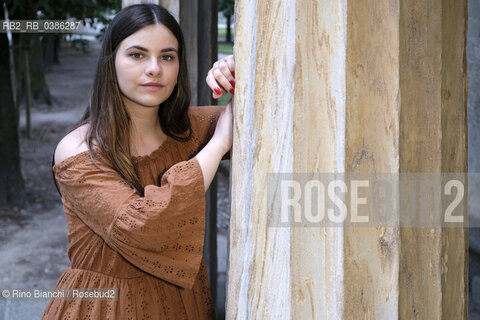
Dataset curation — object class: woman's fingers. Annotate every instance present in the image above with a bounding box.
[224,55,235,77]
[206,69,225,99]
[206,55,236,99]
[217,62,234,92]
[218,56,235,90]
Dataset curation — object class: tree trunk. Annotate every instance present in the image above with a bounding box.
[23,46,32,139]
[30,34,52,108]
[226,15,231,43]
[13,33,52,111]
[13,33,24,125]
[0,13,27,210]
[42,34,56,72]
[53,34,61,64]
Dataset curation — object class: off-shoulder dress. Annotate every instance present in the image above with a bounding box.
[41,105,225,320]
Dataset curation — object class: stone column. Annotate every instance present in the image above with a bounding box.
[228,0,468,319]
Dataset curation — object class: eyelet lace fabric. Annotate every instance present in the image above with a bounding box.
[42,106,225,320]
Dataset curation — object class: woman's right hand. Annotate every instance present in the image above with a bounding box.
[206,55,235,99]
[211,99,233,155]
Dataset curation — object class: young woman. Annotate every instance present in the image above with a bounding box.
[42,4,235,319]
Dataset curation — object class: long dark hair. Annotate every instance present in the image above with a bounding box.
[60,4,191,196]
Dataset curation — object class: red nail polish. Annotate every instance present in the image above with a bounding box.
[229,88,235,94]
[214,87,222,95]
[232,71,235,78]
[230,80,235,88]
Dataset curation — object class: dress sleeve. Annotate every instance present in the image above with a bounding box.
[189,105,230,160]
[53,153,205,289]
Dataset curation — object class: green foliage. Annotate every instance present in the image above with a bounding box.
[218,0,234,18]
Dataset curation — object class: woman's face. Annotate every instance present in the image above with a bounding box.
[115,23,180,109]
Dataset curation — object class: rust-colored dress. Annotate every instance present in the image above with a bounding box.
[41,106,225,320]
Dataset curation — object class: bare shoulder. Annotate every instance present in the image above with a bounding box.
[54,124,90,165]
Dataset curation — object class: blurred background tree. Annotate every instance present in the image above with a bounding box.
[0,6,26,210]
[219,0,233,43]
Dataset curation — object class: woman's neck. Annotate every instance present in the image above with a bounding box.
[125,103,167,156]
